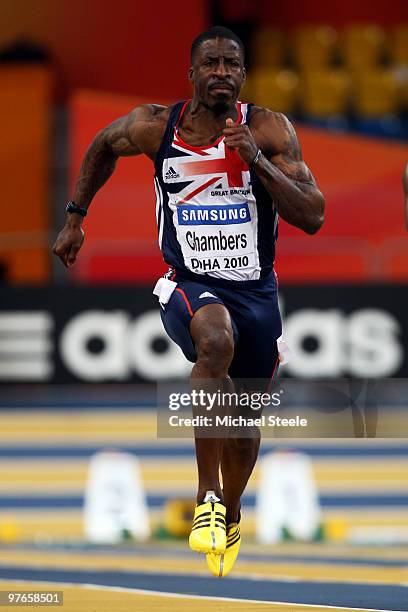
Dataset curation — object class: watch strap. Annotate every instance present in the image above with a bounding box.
[66,201,87,217]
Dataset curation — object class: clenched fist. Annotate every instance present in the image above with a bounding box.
[52,222,84,268]
[223,118,259,165]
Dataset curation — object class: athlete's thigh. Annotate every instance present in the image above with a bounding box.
[190,302,234,350]
[159,280,237,363]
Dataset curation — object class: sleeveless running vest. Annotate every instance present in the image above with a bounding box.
[154,100,278,282]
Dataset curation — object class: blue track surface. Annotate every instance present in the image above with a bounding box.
[1,566,406,611]
[0,445,407,458]
[1,493,407,508]
[3,543,407,568]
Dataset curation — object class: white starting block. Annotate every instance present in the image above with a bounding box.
[84,449,150,543]
[255,449,321,543]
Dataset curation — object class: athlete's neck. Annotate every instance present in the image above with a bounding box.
[176,98,239,147]
[188,97,238,126]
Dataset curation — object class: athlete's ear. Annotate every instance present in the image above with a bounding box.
[188,67,194,83]
[242,66,247,81]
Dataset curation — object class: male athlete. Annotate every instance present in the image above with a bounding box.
[53,26,325,577]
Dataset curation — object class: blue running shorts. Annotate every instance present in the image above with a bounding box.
[159,270,282,381]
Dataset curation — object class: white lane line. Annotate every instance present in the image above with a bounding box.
[0,578,404,612]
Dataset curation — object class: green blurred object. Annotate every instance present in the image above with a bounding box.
[281,523,324,542]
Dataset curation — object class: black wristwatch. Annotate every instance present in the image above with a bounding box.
[66,201,88,217]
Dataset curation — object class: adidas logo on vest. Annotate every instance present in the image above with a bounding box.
[165,166,180,180]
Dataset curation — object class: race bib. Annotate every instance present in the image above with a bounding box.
[176,203,257,274]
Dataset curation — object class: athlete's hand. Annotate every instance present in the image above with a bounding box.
[52,222,84,268]
[223,118,259,166]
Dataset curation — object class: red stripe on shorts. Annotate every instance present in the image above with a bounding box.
[175,287,193,317]
[266,355,280,393]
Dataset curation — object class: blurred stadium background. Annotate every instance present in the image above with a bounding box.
[0,0,407,609]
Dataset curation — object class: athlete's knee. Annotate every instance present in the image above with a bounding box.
[196,327,234,374]
[226,434,260,456]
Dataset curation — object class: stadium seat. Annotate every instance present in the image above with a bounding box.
[291,25,338,70]
[391,62,408,104]
[352,69,399,116]
[299,69,350,117]
[249,68,299,113]
[340,24,386,69]
[251,27,286,68]
[390,25,408,65]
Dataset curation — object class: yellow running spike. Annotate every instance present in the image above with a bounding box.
[189,491,226,554]
[206,521,241,577]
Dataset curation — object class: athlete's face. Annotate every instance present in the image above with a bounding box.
[189,38,246,112]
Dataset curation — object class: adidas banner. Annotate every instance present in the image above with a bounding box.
[0,284,407,383]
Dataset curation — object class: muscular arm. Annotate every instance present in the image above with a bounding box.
[224,110,325,234]
[73,104,164,210]
[53,103,167,267]
[255,113,325,234]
